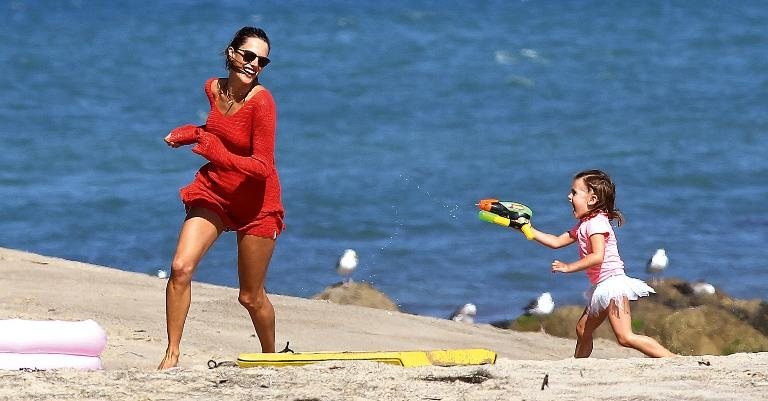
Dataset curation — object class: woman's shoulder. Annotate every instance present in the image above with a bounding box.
[204,77,220,98]
[251,86,275,107]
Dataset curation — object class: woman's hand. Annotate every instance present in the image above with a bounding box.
[164,133,180,148]
[165,125,201,148]
[551,260,570,273]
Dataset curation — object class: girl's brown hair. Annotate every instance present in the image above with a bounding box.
[574,169,625,226]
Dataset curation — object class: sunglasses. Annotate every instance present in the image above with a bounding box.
[235,48,270,67]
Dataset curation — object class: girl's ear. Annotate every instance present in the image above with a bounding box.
[587,194,598,206]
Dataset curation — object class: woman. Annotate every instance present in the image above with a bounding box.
[159,27,284,369]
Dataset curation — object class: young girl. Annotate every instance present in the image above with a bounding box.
[527,169,674,358]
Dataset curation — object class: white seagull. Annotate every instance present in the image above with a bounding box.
[336,249,358,285]
[525,292,554,334]
[449,303,477,324]
[526,292,555,316]
[692,280,716,296]
[646,249,668,284]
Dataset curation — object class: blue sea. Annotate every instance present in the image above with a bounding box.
[1,1,766,323]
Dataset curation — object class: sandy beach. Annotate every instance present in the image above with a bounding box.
[1,247,766,400]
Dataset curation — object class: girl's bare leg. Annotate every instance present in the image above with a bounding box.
[606,297,675,357]
[158,207,224,369]
[236,233,276,353]
[574,306,608,358]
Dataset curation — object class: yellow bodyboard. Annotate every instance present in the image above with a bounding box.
[236,348,497,368]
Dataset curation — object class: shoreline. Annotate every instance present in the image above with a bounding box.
[2,247,767,400]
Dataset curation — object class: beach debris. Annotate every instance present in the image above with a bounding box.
[154,268,169,279]
[646,249,668,284]
[18,367,44,373]
[449,303,477,324]
[698,359,711,366]
[336,249,358,285]
[541,373,549,390]
[420,368,492,384]
[278,342,294,353]
[207,359,237,369]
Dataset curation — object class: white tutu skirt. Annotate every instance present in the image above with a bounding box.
[585,274,655,315]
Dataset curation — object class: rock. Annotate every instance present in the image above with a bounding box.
[659,305,768,355]
[720,297,763,322]
[312,282,400,312]
[748,302,768,337]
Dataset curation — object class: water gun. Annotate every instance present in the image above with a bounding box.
[477,199,535,240]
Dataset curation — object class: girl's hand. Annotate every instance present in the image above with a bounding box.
[551,260,570,273]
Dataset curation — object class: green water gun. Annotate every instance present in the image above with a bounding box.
[477,198,535,240]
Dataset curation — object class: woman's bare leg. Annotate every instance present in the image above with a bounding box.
[574,306,608,358]
[236,233,276,353]
[606,297,675,357]
[158,207,224,369]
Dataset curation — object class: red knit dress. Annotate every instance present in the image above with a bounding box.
[171,77,284,236]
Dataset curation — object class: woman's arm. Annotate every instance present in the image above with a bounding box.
[165,124,202,148]
[192,94,276,179]
[551,233,606,273]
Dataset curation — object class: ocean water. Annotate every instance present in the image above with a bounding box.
[1,1,766,323]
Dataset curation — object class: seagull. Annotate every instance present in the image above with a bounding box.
[525,292,554,333]
[646,249,668,284]
[154,268,168,279]
[449,303,477,324]
[692,280,716,296]
[526,292,555,316]
[336,249,358,285]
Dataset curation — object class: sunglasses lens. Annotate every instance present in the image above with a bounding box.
[237,49,269,67]
[243,51,257,63]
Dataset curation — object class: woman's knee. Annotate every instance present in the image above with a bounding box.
[170,258,196,284]
[239,290,270,311]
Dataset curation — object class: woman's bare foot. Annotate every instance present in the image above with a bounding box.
[157,350,179,370]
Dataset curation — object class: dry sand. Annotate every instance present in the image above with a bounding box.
[1,247,766,400]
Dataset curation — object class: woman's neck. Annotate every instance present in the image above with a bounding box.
[225,74,257,101]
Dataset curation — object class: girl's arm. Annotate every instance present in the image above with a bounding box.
[552,233,606,273]
[531,227,574,249]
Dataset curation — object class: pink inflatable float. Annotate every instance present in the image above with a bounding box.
[0,319,107,370]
